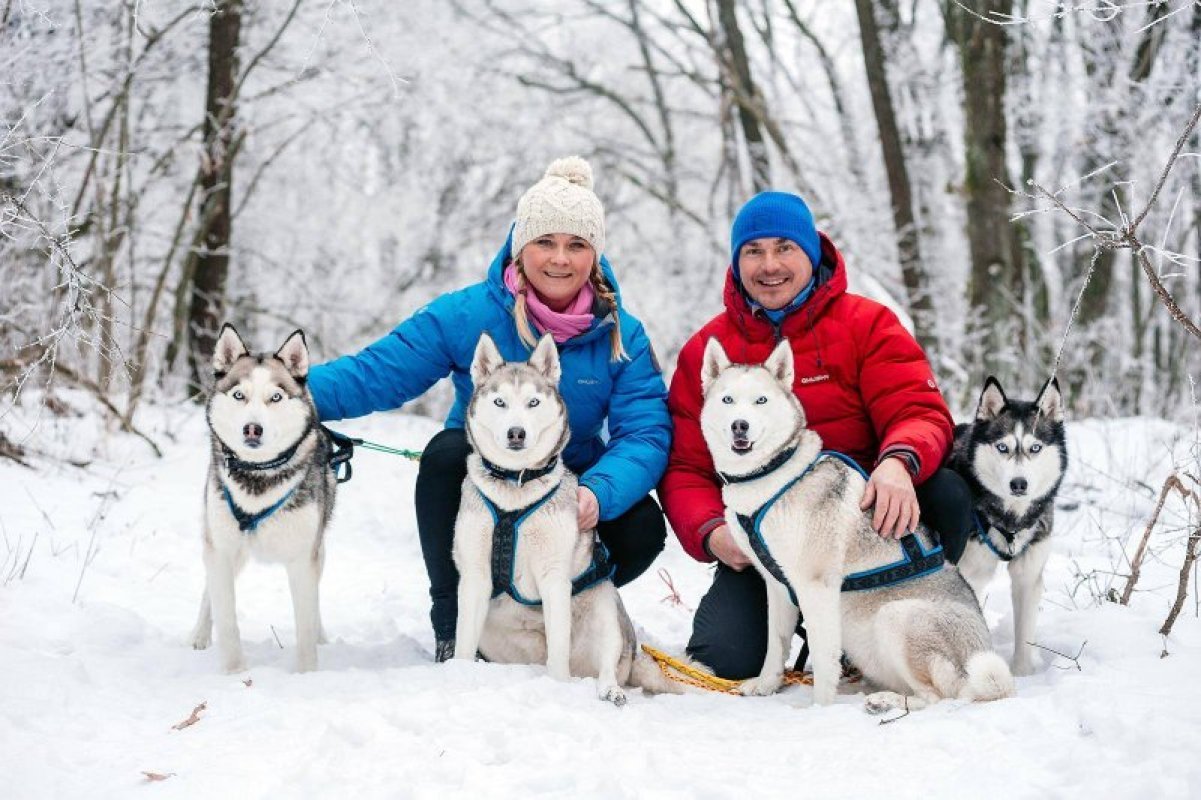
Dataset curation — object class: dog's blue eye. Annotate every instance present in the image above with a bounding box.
[232,390,245,401]
[493,397,506,408]
[1030,443,1043,454]
[721,396,733,404]
[270,392,283,403]
[755,396,768,405]
[528,398,540,408]
[996,442,1009,453]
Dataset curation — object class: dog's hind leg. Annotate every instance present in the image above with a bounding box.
[739,579,798,697]
[591,590,628,706]
[1008,539,1051,676]
[315,542,329,645]
[190,589,212,649]
[537,572,573,681]
[205,547,246,673]
[287,556,321,672]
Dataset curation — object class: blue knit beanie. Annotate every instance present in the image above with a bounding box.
[730,191,822,277]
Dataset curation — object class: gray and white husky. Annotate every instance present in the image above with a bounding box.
[452,333,677,705]
[949,376,1067,676]
[700,338,1013,711]
[190,324,335,673]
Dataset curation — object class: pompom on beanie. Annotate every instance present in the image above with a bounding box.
[512,156,606,258]
[730,191,822,277]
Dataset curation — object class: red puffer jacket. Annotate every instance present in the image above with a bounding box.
[660,233,954,563]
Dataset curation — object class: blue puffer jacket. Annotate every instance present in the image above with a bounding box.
[308,234,671,521]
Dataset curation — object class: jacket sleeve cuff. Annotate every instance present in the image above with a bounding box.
[877,445,920,478]
[698,517,726,563]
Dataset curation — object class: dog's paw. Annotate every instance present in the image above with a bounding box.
[1011,657,1037,677]
[599,685,627,707]
[863,691,905,715]
[811,680,838,706]
[220,647,246,673]
[739,674,783,697]
[190,630,212,650]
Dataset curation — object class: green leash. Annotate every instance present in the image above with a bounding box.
[322,425,422,484]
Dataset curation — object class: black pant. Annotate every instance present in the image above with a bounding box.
[415,428,668,642]
[685,467,973,679]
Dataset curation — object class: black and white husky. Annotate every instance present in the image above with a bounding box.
[949,376,1067,676]
[700,338,1013,711]
[190,324,335,673]
[452,333,677,705]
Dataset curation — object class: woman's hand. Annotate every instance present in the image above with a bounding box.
[578,486,600,530]
[706,524,752,571]
[860,457,920,539]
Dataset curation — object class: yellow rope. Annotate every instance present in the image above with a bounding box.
[640,644,818,694]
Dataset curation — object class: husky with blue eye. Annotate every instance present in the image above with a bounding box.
[190,324,335,673]
[949,376,1068,676]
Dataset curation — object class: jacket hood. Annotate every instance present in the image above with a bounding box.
[723,231,847,341]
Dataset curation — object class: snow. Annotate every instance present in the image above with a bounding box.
[2,398,1199,799]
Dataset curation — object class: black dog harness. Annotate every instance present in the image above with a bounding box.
[732,450,945,606]
[478,484,616,606]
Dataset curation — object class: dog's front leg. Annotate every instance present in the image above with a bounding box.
[794,580,841,705]
[537,572,573,681]
[204,546,245,673]
[189,588,213,649]
[740,579,798,696]
[453,562,492,662]
[286,557,321,672]
[1008,539,1051,676]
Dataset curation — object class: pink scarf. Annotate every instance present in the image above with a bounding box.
[504,263,596,343]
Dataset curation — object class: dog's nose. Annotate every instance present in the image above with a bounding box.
[243,423,263,439]
[731,419,749,437]
[1010,477,1028,495]
[507,426,526,446]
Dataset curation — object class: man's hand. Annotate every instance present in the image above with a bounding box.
[707,524,752,571]
[860,457,920,539]
[577,486,600,530]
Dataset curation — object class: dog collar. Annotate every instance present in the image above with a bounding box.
[718,445,798,485]
[971,511,1025,561]
[478,454,560,486]
[221,419,314,473]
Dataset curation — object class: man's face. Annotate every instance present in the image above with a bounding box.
[737,237,814,310]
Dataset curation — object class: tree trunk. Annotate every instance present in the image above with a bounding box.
[185,0,243,396]
[853,0,933,353]
[714,0,769,192]
[948,0,1025,379]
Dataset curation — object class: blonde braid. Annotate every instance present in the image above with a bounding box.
[591,263,629,362]
[510,261,541,350]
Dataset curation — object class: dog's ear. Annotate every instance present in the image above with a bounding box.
[976,376,1007,420]
[701,337,731,395]
[1036,376,1064,421]
[275,330,309,379]
[213,323,249,375]
[471,333,505,385]
[528,334,561,384]
[763,340,795,389]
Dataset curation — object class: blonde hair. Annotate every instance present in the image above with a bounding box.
[512,257,628,362]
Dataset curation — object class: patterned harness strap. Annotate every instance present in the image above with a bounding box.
[480,486,616,606]
[734,450,945,604]
[221,483,298,533]
[971,510,1025,561]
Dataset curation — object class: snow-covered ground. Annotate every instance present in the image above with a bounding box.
[2,395,1199,799]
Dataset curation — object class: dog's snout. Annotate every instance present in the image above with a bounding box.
[507,426,526,447]
[243,423,263,438]
[731,419,749,437]
[1010,477,1028,495]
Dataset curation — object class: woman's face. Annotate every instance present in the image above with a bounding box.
[518,233,596,311]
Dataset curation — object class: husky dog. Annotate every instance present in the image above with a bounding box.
[948,376,1067,676]
[452,333,677,705]
[190,324,335,673]
[700,339,1013,711]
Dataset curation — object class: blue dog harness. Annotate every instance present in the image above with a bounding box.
[479,485,616,606]
[732,450,945,605]
[221,484,298,533]
[971,511,1027,561]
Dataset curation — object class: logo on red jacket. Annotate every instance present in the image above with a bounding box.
[800,373,830,385]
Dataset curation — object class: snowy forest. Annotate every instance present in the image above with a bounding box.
[3,1,1201,797]
[3,0,1200,420]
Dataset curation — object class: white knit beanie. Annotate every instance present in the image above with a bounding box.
[511,156,605,259]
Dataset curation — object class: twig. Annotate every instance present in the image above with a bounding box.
[1121,474,1189,604]
[1028,639,1087,671]
[141,772,175,783]
[879,695,910,725]
[657,567,691,611]
[170,701,206,731]
[271,625,284,649]
[1160,523,1201,638]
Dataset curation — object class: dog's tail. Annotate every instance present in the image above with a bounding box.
[627,649,691,695]
[961,650,1015,702]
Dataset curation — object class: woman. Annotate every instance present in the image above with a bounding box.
[307,157,671,660]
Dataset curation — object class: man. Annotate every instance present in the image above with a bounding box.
[659,191,971,679]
